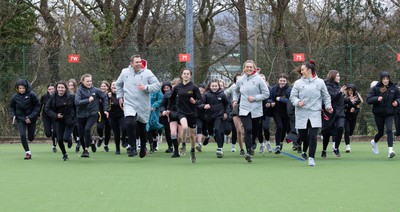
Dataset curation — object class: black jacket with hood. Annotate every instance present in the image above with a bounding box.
[367,71,400,116]
[199,89,229,120]
[45,92,77,126]
[75,84,108,119]
[10,79,40,122]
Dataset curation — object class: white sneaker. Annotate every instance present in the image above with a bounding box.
[371,140,379,154]
[388,149,396,158]
[259,142,266,153]
[308,157,315,166]
[266,141,273,153]
[158,134,163,144]
[345,144,351,153]
[216,148,224,158]
[231,144,236,152]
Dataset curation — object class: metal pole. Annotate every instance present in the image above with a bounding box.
[186,0,195,82]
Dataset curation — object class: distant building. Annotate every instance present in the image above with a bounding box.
[206,64,241,87]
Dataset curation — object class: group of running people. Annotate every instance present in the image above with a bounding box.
[9,55,400,166]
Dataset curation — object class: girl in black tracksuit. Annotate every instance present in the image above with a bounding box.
[343,84,362,153]
[108,81,127,155]
[10,79,40,159]
[45,81,76,161]
[96,81,111,152]
[269,74,292,154]
[159,82,174,153]
[75,74,109,158]
[67,79,81,152]
[367,71,400,158]
[40,83,57,152]
[321,70,346,158]
[200,79,229,158]
[167,69,201,162]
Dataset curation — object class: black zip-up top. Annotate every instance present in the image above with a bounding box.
[109,92,124,118]
[367,82,400,116]
[168,81,201,117]
[45,92,76,125]
[200,89,229,119]
[325,80,345,118]
[10,79,40,122]
[344,84,362,119]
[40,92,52,117]
[75,84,108,119]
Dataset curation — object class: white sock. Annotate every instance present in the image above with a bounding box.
[26,151,31,154]
[389,147,394,151]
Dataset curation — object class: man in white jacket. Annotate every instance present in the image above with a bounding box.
[116,55,161,158]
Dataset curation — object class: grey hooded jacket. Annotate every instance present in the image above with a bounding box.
[116,66,160,123]
[290,76,331,129]
[233,73,269,118]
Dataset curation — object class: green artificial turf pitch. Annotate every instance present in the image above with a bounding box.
[0,142,399,211]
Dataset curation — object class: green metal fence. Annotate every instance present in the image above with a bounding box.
[1,44,400,137]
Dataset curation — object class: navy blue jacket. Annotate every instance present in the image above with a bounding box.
[75,84,108,118]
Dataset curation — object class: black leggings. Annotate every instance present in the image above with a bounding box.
[17,121,37,152]
[373,114,394,147]
[42,115,56,146]
[207,118,223,148]
[109,115,126,151]
[298,120,318,158]
[240,113,261,154]
[56,120,73,155]
[97,113,111,145]
[78,116,97,149]
[126,116,147,150]
[322,117,345,150]
[257,116,271,143]
[273,112,290,146]
[344,117,357,145]
[160,116,172,148]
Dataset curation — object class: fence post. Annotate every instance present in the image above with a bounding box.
[349,44,353,83]
[22,45,26,78]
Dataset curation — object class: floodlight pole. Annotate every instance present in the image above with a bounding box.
[186,0,195,82]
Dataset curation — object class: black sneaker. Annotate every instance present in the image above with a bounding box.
[203,137,210,146]
[301,152,307,160]
[297,146,302,153]
[245,154,252,162]
[239,149,245,156]
[62,154,69,161]
[52,146,57,153]
[165,147,173,153]
[126,146,131,153]
[275,146,281,154]
[139,147,147,158]
[91,143,97,153]
[252,142,257,151]
[67,140,73,149]
[104,145,109,152]
[190,151,196,163]
[321,150,327,159]
[128,149,138,157]
[333,149,340,157]
[115,150,121,155]
[121,139,127,148]
[171,152,180,158]
[81,150,89,158]
[75,143,81,153]
[97,138,103,147]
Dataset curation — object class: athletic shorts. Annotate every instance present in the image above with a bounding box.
[177,113,197,128]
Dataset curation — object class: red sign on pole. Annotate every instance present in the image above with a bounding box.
[293,53,305,62]
[397,53,400,61]
[68,54,80,63]
[179,54,191,62]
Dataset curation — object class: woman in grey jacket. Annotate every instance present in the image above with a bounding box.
[290,61,332,166]
[233,60,269,162]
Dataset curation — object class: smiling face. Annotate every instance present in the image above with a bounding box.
[278,77,287,88]
[18,85,26,94]
[210,82,219,92]
[82,76,92,88]
[243,62,256,76]
[68,82,75,93]
[130,57,142,72]
[57,84,66,96]
[111,82,117,93]
[300,65,311,77]
[100,83,109,93]
[181,69,192,82]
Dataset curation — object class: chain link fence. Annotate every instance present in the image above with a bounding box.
[1,44,400,137]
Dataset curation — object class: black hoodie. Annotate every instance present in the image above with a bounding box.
[200,89,229,119]
[9,79,40,122]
